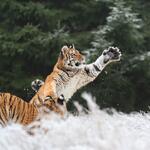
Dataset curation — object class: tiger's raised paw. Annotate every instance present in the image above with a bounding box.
[102,47,122,64]
[31,79,44,92]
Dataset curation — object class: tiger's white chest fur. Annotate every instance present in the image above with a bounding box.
[56,70,93,101]
[56,73,84,101]
[60,75,81,100]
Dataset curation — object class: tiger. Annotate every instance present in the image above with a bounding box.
[0,93,38,126]
[30,45,121,112]
[0,92,67,126]
[0,45,121,126]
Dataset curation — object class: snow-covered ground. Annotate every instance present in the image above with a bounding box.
[0,92,150,150]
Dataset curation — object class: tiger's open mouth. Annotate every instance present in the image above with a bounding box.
[75,60,85,66]
[75,62,81,66]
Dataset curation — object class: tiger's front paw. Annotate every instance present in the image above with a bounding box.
[57,94,65,105]
[102,47,122,64]
[31,79,44,92]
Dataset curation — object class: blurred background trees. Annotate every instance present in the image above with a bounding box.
[0,0,150,112]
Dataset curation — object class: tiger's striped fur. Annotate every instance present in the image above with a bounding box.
[0,93,38,126]
[30,46,121,107]
[0,92,66,126]
[0,45,121,126]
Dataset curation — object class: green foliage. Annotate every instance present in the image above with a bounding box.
[91,0,144,56]
[0,0,149,112]
[79,0,150,112]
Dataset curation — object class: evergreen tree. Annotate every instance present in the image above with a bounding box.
[0,0,149,112]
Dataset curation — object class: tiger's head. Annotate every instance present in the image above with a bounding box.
[58,45,85,68]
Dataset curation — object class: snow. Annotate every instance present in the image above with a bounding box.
[0,92,150,150]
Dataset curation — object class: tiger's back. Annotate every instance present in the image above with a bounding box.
[0,93,38,126]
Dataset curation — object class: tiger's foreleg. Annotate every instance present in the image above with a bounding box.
[41,94,67,116]
[80,47,121,85]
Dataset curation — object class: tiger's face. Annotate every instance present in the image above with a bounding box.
[60,45,85,67]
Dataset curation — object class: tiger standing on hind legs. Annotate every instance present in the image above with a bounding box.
[31,45,122,114]
[0,45,121,126]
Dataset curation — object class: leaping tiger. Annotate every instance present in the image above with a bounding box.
[0,45,121,126]
[30,45,121,110]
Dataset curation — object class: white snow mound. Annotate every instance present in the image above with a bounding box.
[0,92,150,150]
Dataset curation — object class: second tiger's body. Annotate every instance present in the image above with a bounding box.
[0,93,38,126]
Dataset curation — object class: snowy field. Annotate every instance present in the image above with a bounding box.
[0,92,150,150]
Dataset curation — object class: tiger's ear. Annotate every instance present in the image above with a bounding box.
[60,45,68,57]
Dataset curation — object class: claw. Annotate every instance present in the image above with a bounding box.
[103,46,121,63]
